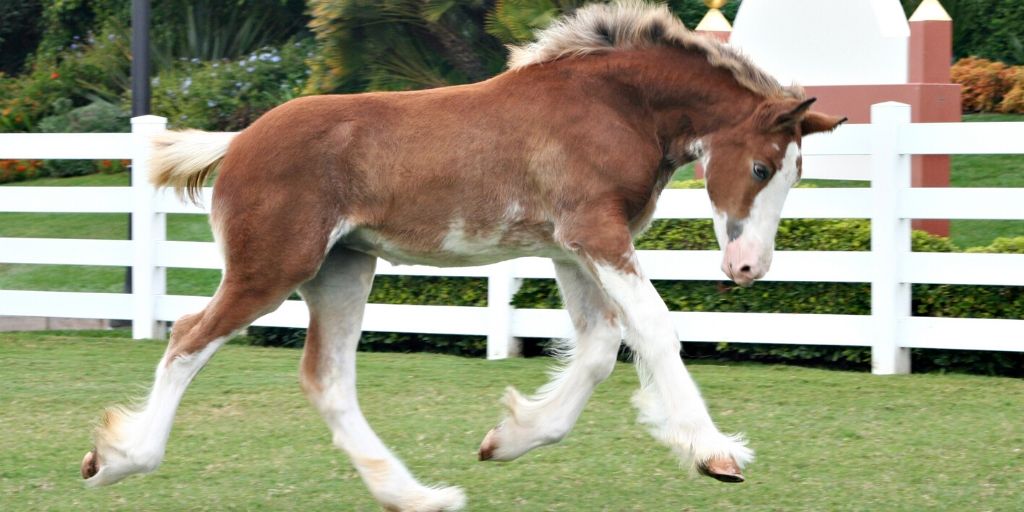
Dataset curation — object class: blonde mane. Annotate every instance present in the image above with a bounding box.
[507,1,802,99]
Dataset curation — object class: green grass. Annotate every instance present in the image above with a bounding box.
[1,331,1021,511]
[962,113,1024,123]
[948,113,1024,247]
[5,173,129,187]
[0,172,213,241]
[0,173,219,295]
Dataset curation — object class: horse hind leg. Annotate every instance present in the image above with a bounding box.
[299,247,465,512]
[80,216,330,486]
[80,273,302,486]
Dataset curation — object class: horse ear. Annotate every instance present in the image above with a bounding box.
[802,111,848,135]
[759,97,817,132]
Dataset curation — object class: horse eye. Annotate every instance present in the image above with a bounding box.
[752,163,770,181]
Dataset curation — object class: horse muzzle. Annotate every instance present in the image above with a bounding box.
[721,239,770,287]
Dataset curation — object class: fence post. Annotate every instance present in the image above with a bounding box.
[486,261,522,360]
[131,115,168,340]
[869,102,911,374]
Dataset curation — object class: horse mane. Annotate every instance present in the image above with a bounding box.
[507,1,803,100]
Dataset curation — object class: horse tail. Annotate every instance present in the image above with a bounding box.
[149,130,237,204]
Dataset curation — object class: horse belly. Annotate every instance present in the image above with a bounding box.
[341,222,560,268]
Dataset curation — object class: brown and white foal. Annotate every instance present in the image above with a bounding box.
[80,3,844,510]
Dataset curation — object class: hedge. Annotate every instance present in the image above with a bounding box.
[951,57,1024,114]
[247,218,1024,376]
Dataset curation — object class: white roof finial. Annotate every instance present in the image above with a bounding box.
[909,0,951,22]
[696,0,732,32]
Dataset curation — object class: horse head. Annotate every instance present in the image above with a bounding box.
[703,97,846,286]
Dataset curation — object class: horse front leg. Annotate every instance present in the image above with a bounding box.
[479,261,622,461]
[562,217,753,482]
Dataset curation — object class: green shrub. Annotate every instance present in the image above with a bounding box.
[36,99,129,178]
[151,40,313,130]
[0,25,130,132]
[246,327,488,356]
[37,99,128,133]
[246,220,1023,376]
[966,236,1024,254]
[37,159,93,179]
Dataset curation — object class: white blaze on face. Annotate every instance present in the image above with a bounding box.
[710,205,729,250]
[715,142,801,285]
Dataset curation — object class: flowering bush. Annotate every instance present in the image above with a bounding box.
[0,159,43,183]
[151,39,313,130]
[950,56,1024,113]
[0,27,130,132]
[951,57,1010,112]
[999,66,1024,114]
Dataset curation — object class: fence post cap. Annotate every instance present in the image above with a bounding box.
[870,102,912,121]
[871,101,911,109]
[131,115,168,125]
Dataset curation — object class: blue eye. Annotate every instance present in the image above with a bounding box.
[752,163,770,181]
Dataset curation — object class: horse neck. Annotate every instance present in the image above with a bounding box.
[584,46,764,144]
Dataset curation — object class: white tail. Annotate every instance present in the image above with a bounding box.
[149,130,237,204]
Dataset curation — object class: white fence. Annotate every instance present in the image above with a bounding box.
[1,102,1023,374]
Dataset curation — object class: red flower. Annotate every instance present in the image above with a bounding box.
[50,72,60,79]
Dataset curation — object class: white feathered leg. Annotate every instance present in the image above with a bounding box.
[588,254,753,481]
[479,261,621,461]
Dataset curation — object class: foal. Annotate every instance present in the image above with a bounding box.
[80,3,844,510]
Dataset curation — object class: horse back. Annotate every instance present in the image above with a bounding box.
[212,65,664,265]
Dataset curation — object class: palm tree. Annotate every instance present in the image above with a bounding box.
[305,0,742,93]
[306,0,505,93]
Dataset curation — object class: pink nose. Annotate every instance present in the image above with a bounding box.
[721,240,767,286]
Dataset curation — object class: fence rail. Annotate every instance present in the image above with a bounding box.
[2,103,1023,373]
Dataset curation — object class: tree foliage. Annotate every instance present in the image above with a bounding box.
[305,0,741,93]
[30,0,308,67]
[902,0,1024,65]
[0,0,44,75]
[305,0,506,93]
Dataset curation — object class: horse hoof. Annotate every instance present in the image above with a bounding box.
[478,428,498,461]
[81,449,99,479]
[698,457,745,483]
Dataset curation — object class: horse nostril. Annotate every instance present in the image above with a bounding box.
[739,265,751,273]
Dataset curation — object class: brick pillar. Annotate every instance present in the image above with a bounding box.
[907,0,956,237]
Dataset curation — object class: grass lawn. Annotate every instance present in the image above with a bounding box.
[0,173,221,296]
[1,331,1021,511]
